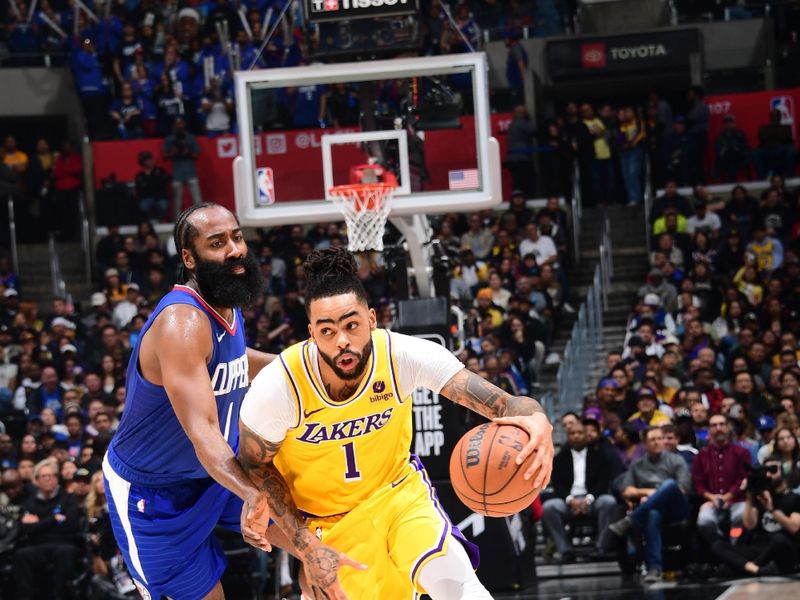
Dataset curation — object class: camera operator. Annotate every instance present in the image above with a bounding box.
[163,117,202,220]
[711,456,800,576]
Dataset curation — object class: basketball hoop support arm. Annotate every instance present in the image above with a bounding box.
[390,214,435,298]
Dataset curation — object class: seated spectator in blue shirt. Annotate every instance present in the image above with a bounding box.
[109,82,145,139]
[661,422,698,470]
[26,366,64,421]
[609,426,692,583]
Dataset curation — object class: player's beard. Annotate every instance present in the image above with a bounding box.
[192,250,263,309]
[319,339,373,381]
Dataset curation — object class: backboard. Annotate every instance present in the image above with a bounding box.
[232,52,501,227]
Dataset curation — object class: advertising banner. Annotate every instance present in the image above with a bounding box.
[546,29,700,81]
[91,113,513,213]
[304,0,419,23]
[705,87,800,159]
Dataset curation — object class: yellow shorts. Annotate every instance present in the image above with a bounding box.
[305,460,455,599]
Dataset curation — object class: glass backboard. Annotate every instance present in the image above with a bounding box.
[233,52,501,226]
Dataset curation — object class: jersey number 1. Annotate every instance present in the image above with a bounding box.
[341,442,361,481]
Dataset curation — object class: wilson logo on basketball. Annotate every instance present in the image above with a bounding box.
[581,43,607,69]
[465,423,490,467]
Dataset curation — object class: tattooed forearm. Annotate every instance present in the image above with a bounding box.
[440,369,545,418]
[238,421,350,593]
[257,464,320,557]
[238,420,319,557]
[505,395,546,417]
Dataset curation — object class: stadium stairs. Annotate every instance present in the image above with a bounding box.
[538,204,648,420]
[534,204,647,578]
[17,241,93,310]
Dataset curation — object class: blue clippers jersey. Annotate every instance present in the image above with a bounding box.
[107,285,248,486]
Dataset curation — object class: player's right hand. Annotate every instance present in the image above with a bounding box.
[241,493,272,552]
[303,544,367,600]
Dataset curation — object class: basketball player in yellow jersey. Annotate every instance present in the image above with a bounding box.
[238,248,554,599]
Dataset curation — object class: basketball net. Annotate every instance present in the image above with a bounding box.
[328,165,397,252]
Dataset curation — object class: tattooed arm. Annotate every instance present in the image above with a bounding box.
[440,368,554,488]
[238,420,366,599]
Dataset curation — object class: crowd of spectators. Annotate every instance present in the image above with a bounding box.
[0,174,577,595]
[0,135,84,244]
[2,1,800,595]
[541,174,800,583]
[0,0,546,141]
[536,88,799,208]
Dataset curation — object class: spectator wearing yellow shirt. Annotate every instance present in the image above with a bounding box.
[581,104,614,206]
[653,208,688,236]
[733,261,764,307]
[618,107,646,206]
[627,388,672,431]
[102,268,129,306]
[746,224,783,277]
[2,136,28,174]
[2,136,28,198]
[475,287,504,329]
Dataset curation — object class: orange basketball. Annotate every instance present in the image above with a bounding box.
[449,422,542,517]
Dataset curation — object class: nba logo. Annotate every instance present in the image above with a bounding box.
[256,167,275,206]
[770,96,794,125]
[770,96,796,139]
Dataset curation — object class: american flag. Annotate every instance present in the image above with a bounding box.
[448,169,479,190]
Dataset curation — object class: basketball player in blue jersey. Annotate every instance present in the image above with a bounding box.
[237,248,555,599]
[102,203,321,599]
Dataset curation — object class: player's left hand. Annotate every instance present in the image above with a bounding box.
[493,413,554,490]
[241,493,272,552]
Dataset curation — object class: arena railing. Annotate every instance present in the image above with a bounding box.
[48,232,67,300]
[545,212,613,441]
[78,191,92,283]
[6,195,19,276]
[570,162,582,263]
[643,154,655,251]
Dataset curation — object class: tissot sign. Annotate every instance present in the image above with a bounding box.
[305,0,419,22]
[546,29,700,81]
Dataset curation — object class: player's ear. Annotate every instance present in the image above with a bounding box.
[182,248,195,271]
[308,322,314,341]
[368,307,377,330]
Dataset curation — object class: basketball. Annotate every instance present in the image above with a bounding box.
[449,422,541,517]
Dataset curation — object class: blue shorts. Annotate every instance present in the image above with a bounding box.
[103,456,243,599]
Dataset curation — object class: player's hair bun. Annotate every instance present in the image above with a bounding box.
[303,247,359,281]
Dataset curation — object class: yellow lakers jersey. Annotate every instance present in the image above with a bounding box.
[274,328,414,517]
